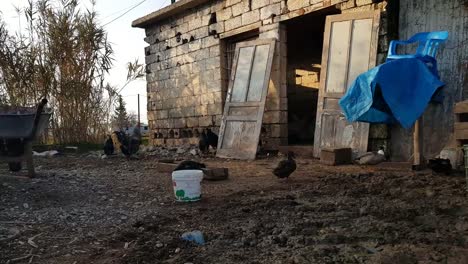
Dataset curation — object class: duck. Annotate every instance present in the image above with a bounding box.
[173,160,206,172]
[206,128,219,150]
[198,130,209,154]
[103,135,114,155]
[355,146,386,165]
[273,151,297,181]
[428,158,452,175]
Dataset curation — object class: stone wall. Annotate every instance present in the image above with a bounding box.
[143,0,390,148]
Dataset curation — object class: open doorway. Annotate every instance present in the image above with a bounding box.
[285,7,340,145]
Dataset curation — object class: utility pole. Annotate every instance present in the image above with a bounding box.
[137,93,140,127]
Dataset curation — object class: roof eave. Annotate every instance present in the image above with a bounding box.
[132,0,212,28]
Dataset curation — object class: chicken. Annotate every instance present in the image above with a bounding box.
[428,158,452,174]
[173,160,206,171]
[206,128,218,150]
[355,147,385,165]
[273,151,297,180]
[114,128,140,159]
[103,135,114,155]
[198,130,209,153]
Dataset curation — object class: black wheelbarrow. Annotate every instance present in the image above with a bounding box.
[0,99,52,177]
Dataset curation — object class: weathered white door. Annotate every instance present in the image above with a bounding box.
[217,39,276,160]
[313,11,381,158]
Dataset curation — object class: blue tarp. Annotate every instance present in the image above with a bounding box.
[339,58,445,129]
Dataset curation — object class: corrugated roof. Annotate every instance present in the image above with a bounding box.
[132,0,212,28]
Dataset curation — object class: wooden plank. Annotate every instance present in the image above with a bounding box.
[454,122,468,130]
[454,129,468,140]
[454,101,468,113]
[220,22,262,39]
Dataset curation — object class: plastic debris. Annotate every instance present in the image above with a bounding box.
[181,230,205,245]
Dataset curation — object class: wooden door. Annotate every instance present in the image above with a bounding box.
[217,39,276,160]
[313,11,380,158]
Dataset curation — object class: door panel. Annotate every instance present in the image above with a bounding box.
[313,11,380,158]
[217,39,276,160]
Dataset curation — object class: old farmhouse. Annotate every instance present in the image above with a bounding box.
[132,0,467,161]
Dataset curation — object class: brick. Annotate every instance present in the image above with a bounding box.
[176,43,190,56]
[202,36,219,48]
[173,118,186,128]
[252,0,270,10]
[242,10,260,26]
[207,103,223,115]
[263,111,287,124]
[260,3,281,20]
[209,46,221,57]
[186,117,199,127]
[205,56,221,70]
[194,105,208,116]
[154,119,172,129]
[188,17,202,31]
[260,29,280,39]
[356,0,373,6]
[226,0,242,7]
[232,1,249,17]
[320,148,353,166]
[156,110,169,119]
[225,16,242,31]
[288,0,309,10]
[199,116,214,127]
[217,7,233,21]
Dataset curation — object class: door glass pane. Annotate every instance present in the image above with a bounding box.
[231,46,254,102]
[346,19,372,88]
[247,44,270,101]
[325,20,351,93]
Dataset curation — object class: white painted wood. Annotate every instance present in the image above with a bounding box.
[313,11,381,158]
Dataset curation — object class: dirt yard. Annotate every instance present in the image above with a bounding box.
[1,151,468,264]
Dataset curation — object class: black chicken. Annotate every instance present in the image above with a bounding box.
[114,129,140,159]
[428,158,452,175]
[103,135,114,155]
[198,130,209,153]
[173,160,206,171]
[206,128,218,150]
[273,152,297,181]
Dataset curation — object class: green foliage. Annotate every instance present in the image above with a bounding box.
[0,0,114,144]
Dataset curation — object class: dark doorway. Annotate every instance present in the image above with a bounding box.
[285,7,340,145]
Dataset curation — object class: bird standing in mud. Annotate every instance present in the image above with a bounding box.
[198,130,209,154]
[103,135,114,155]
[206,128,219,150]
[273,151,297,181]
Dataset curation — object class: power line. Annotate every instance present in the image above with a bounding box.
[102,0,170,27]
[102,0,147,27]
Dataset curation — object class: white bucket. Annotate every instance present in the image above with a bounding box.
[171,170,204,202]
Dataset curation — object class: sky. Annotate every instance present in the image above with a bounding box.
[0,0,170,123]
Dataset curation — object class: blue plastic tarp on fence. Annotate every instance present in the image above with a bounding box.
[339,58,445,129]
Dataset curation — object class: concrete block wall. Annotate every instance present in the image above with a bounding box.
[143,0,390,148]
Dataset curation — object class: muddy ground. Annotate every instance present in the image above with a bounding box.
[1,151,468,264]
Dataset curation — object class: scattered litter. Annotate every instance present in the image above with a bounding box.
[27,233,42,248]
[33,150,59,157]
[23,203,29,209]
[155,242,164,248]
[181,230,205,245]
